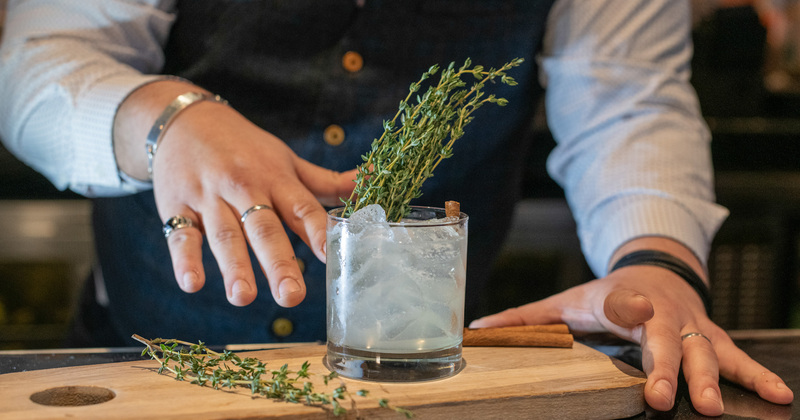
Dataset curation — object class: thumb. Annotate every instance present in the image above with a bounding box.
[294,158,358,206]
[603,289,654,329]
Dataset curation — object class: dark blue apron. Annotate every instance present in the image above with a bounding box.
[85,0,556,346]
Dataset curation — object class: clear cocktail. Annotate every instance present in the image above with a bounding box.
[325,205,468,381]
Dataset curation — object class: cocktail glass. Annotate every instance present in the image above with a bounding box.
[325,205,468,381]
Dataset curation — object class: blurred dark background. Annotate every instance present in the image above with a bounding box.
[1,2,798,349]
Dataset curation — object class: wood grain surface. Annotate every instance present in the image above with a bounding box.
[0,343,646,419]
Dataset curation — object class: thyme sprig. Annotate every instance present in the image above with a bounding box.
[343,57,524,221]
[132,335,413,418]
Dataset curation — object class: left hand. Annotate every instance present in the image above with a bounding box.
[470,242,794,416]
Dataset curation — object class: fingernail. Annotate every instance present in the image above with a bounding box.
[278,278,302,299]
[702,387,724,410]
[653,379,674,406]
[702,387,721,403]
[231,280,251,299]
[182,272,198,291]
[776,382,788,390]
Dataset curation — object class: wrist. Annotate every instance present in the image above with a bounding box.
[145,91,227,180]
[113,80,212,182]
[609,237,708,282]
[610,249,713,315]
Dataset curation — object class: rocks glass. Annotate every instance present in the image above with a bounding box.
[325,205,467,381]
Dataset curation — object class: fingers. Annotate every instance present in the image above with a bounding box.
[239,203,306,307]
[269,177,329,264]
[260,159,357,265]
[162,210,206,294]
[219,173,324,307]
[717,336,794,405]
[160,197,309,308]
[293,157,358,207]
[156,163,340,308]
[640,317,790,416]
[749,370,795,405]
[680,331,724,416]
[640,324,683,412]
[603,289,654,329]
[640,321,725,416]
[203,203,258,307]
[468,307,528,328]
[642,327,727,416]
[469,296,564,328]
[148,107,339,308]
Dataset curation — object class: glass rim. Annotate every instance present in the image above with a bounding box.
[327,205,468,227]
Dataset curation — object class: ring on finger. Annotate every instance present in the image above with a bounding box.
[681,332,712,343]
[240,204,273,224]
[163,215,197,239]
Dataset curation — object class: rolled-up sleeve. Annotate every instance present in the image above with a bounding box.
[541,0,730,276]
[0,0,176,196]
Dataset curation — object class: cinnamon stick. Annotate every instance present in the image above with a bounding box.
[477,324,571,334]
[445,201,460,218]
[463,325,573,348]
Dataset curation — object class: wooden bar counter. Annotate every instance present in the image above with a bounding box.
[0,329,796,419]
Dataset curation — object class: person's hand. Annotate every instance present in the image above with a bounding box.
[114,81,356,308]
[470,242,794,416]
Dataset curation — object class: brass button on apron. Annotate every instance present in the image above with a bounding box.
[296,257,306,274]
[323,124,345,146]
[271,317,293,338]
[342,51,363,73]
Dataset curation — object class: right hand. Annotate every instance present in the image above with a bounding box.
[115,81,357,308]
[469,238,794,416]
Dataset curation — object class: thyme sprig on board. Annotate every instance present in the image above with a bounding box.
[133,335,413,418]
[343,57,524,221]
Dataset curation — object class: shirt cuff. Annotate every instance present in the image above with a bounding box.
[69,73,168,196]
[581,194,729,277]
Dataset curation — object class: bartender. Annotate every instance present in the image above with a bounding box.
[0,0,793,416]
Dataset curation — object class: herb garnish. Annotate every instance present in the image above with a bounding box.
[343,57,524,221]
[133,335,413,418]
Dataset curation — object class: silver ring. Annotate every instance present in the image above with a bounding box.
[240,204,273,224]
[163,215,195,239]
[681,332,711,343]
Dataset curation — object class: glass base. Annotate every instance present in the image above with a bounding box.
[324,342,464,382]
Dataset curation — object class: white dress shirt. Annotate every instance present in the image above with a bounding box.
[0,0,729,276]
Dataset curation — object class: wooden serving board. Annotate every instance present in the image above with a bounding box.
[0,343,646,419]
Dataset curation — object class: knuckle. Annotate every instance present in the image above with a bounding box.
[222,168,256,194]
[699,365,720,379]
[652,359,681,378]
[167,230,193,245]
[686,367,720,384]
[246,221,284,243]
[267,257,299,275]
[264,170,291,186]
[291,200,320,223]
[167,228,202,248]
[210,224,242,245]
[501,307,528,325]
[221,260,252,277]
